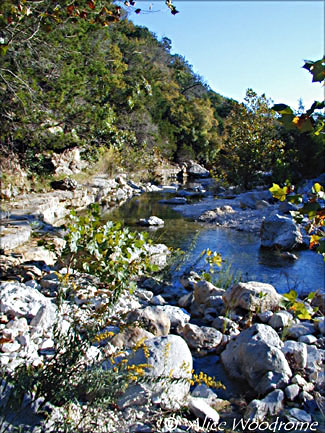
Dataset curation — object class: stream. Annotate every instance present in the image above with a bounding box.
[105,183,325,296]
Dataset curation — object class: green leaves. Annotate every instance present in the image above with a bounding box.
[283,290,297,303]
[281,290,317,320]
[58,204,156,306]
[303,57,325,83]
[0,44,9,56]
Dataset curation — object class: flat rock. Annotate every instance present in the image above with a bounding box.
[0,224,31,251]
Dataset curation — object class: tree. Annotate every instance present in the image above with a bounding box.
[0,0,178,53]
[216,89,285,189]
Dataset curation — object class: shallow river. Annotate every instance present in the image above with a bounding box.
[106,189,324,296]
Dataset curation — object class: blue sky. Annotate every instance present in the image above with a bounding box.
[130,1,324,110]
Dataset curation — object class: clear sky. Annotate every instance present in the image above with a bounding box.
[130,1,324,110]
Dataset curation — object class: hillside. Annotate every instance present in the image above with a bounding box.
[0,9,324,194]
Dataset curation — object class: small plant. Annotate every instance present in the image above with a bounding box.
[281,289,318,320]
[40,204,157,306]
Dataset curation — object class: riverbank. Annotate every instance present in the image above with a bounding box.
[0,168,324,433]
[0,256,324,432]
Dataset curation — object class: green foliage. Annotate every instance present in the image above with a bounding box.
[281,290,317,320]
[0,0,178,52]
[215,89,285,188]
[0,13,228,178]
[55,204,156,304]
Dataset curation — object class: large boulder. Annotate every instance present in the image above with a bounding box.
[260,213,303,250]
[125,335,193,409]
[221,324,292,395]
[223,281,281,313]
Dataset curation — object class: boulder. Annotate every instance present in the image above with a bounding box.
[186,161,210,178]
[286,322,315,339]
[305,345,324,381]
[177,323,223,352]
[191,384,229,410]
[127,307,170,336]
[260,213,303,250]
[194,280,225,305]
[125,335,193,409]
[223,281,281,313]
[221,324,292,394]
[239,190,272,210]
[0,282,57,320]
[188,397,220,424]
[269,311,293,329]
[284,384,300,401]
[287,408,312,424]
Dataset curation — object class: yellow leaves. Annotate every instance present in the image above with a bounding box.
[269,183,290,201]
[205,249,222,268]
[310,234,321,249]
[313,182,323,194]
